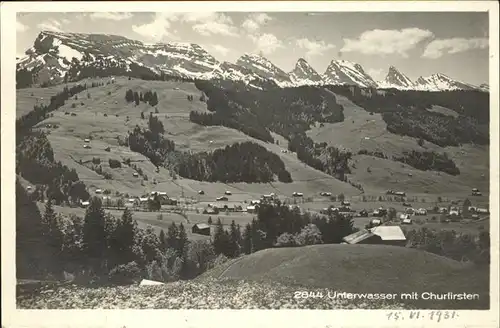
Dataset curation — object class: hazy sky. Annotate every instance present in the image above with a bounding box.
[16,11,489,85]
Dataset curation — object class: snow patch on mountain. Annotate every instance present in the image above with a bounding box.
[323,60,377,88]
[289,58,324,86]
[377,66,415,90]
[236,54,293,87]
[17,31,486,92]
[414,73,477,91]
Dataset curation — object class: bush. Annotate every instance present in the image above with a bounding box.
[109,159,122,169]
[294,224,323,246]
[108,261,142,285]
[275,232,297,247]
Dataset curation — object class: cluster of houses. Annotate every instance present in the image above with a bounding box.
[79,190,178,208]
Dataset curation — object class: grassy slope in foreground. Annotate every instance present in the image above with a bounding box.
[17,278,410,309]
[198,244,489,309]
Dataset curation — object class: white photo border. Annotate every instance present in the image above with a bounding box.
[2,1,499,327]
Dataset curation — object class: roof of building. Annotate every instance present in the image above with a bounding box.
[342,229,375,244]
[370,226,406,241]
[193,223,210,229]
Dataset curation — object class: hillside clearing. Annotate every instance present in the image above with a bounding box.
[22,78,360,200]
[306,93,488,195]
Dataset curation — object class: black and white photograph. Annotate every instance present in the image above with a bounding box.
[2,1,499,326]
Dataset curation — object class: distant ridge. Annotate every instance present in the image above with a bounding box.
[17,30,487,92]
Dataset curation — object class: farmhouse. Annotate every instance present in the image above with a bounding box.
[401,218,413,225]
[246,205,258,213]
[341,200,351,207]
[415,208,427,215]
[472,188,482,196]
[399,213,410,220]
[342,226,406,246]
[203,207,219,215]
[449,206,460,216]
[192,223,211,236]
[476,208,489,214]
[405,208,415,214]
[439,207,448,214]
[386,190,406,197]
[261,193,276,200]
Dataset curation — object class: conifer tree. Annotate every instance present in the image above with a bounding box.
[83,197,107,273]
[228,220,241,257]
[159,229,167,253]
[166,222,179,250]
[114,208,137,264]
[242,223,252,254]
[178,223,188,257]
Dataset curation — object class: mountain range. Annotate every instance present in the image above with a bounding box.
[17,31,489,92]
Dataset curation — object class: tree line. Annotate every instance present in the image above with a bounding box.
[191,80,353,182]
[16,83,91,137]
[393,150,460,176]
[15,82,103,205]
[16,132,90,205]
[125,89,159,106]
[175,142,293,183]
[17,185,358,284]
[357,148,461,176]
[288,133,352,181]
[193,80,345,144]
[326,85,489,147]
[127,113,292,184]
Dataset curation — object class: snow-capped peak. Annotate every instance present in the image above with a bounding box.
[17,31,486,92]
[289,58,324,86]
[323,59,377,88]
[414,73,477,91]
[236,53,292,87]
[377,66,415,90]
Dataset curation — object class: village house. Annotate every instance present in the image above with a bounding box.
[246,205,258,213]
[203,207,219,215]
[192,223,211,236]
